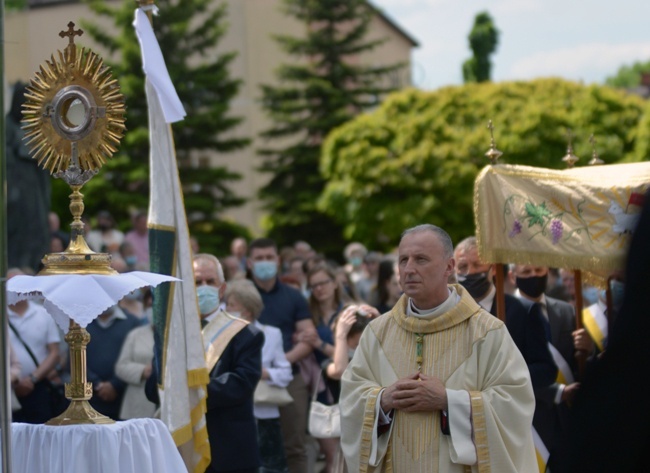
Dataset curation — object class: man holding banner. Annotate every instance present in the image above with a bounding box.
[194,254,264,473]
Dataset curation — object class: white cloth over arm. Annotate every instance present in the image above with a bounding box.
[446,389,476,465]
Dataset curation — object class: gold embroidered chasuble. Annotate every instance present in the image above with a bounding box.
[202,311,249,372]
[340,285,537,473]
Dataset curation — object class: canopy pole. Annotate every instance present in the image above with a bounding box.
[484,121,506,322]
[574,269,586,377]
[605,275,614,330]
[494,263,506,322]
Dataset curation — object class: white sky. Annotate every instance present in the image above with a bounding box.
[372,0,650,90]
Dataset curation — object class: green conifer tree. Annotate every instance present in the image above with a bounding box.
[258,0,404,256]
[462,11,499,84]
[67,0,250,253]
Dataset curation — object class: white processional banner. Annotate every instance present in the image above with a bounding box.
[134,8,210,473]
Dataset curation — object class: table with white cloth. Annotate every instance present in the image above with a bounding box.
[11,418,186,473]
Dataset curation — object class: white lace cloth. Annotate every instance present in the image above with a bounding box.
[11,419,186,473]
[7,272,178,332]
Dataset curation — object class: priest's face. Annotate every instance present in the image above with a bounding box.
[398,231,455,309]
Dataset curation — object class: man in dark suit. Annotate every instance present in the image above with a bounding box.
[511,264,586,458]
[148,254,264,473]
[195,253,264,473]
[201,306,264,473]
[454,237,557,389]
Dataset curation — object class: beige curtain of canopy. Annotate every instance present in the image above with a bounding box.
[474,162,650,282]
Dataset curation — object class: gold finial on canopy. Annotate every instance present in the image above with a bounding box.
[485,120,503,164]
[588,134,604,166]
[561,128,580,168]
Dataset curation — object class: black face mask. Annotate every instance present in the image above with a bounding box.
[458,272,491,300]
[516,274,548,299]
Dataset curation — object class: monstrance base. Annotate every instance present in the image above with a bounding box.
[45,400,115,425]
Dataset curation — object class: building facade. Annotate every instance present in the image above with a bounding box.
[6,0,417,234]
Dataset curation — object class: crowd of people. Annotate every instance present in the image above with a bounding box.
[9,207,639,473]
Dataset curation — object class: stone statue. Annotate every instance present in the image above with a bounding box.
[6,82,51,272]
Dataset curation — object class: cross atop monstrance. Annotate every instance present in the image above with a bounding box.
[59,21,83,46]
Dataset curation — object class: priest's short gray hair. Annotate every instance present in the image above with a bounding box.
[401,224,454,259]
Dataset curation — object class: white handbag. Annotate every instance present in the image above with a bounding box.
[308,373,340,439]
[254,380,294,407]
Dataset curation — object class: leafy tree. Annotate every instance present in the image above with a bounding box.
[258,0,405,256]
[53,0,250,254]
[320,78,648,249]
[606,59,650,88]
[632,101,650,161]
[462,11,499,84]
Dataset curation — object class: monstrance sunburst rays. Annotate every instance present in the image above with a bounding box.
[21,32,126,174]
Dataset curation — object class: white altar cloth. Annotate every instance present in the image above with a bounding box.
[12,418,186,473]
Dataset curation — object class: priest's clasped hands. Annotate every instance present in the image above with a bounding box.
[380,372,448,413]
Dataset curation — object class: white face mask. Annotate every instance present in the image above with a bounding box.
[348,348,356,359]
[229,311,242,319]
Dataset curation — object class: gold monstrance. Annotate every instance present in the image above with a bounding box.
[21,22,126,424]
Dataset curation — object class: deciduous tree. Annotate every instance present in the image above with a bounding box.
[320,78,647,249]
[606,59,650,88]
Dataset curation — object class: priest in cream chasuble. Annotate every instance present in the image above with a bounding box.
[340,225,536,473]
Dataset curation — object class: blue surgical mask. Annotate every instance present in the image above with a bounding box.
[197,285,220,315]
[349,257,362,268]
[125,255,137,266]
[253,261,277,281]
